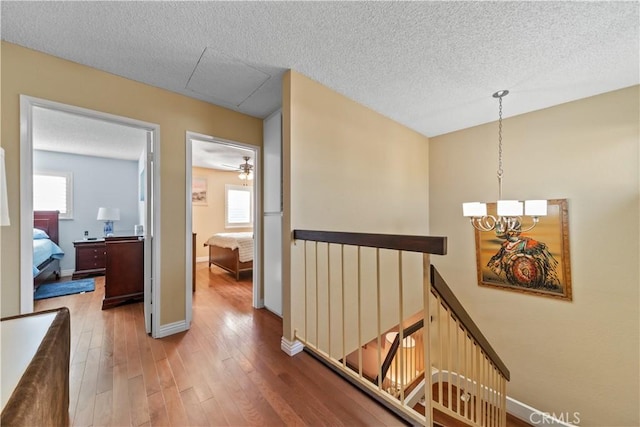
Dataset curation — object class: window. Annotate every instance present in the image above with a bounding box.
[33,171,73,219]
[225,184,252,228]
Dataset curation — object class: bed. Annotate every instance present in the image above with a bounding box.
[33,211,64,289]
[204,232,253,280]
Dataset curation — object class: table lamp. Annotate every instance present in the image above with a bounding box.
[97,207,120,237]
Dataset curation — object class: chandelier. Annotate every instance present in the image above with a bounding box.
[462,90,547,234]
[238,156,254,182]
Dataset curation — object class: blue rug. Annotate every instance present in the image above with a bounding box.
[34,278,95,300]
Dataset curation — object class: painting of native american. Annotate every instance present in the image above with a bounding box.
[474,199,572,301]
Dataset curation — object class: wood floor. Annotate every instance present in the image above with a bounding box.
[35,262,405,426]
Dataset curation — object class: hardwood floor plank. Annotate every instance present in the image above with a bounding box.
[112,363,132,426]
[128,374,151,426]
[72,347,100,426]
[180,386,209,427]
[125,305,143,379]
[147,391,170,427]
[92,390,113,427]
[200,396,229,427]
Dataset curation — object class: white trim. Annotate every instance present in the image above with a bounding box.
[506,396,577,427]
[155,320,189,338]
[427,370,576,426]
[20,97,35,314]
[60,269,74,277]
[196,256,208,263]
[280,337,304,356]
[185,131,263,328]
[185,134,194,327]
[20,96,161,339]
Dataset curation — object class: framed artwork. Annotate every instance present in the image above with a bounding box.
[474,199,572,301]
[191,176,208,205]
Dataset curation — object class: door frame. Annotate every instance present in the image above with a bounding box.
[185,131,262,325]
[19,95,161,337]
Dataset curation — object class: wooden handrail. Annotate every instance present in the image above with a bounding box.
[431,265,510,381]
[292,229,508,381]
[293,230,447,255]
[375,318,425,385]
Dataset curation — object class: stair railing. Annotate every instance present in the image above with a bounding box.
[292,230,509,426]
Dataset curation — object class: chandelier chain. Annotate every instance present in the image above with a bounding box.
[496,93,504,199]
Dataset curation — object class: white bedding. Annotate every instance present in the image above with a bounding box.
[206,232,254,263]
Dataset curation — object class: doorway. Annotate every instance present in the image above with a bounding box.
[20,95,160,336]
[185,131,261,325]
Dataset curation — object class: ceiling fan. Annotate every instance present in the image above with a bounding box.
[222,156,254,181]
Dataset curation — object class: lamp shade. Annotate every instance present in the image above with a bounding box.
[0,148,10,226]
[462,202,487,217]
[525,199,548,216]
[97,207,120,221]
[497,200,523,216]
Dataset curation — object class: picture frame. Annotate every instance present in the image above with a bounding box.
[474,198,572,301]
[191,176,208,206]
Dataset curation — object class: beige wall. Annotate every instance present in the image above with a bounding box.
[0,43,263,324]
[192,167,253,259]
[429,86,639,426]
[283,71,431,353]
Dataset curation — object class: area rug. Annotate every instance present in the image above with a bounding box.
[34,278,95,300]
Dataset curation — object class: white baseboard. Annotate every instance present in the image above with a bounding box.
[155,320,189,338]
[507,396,577,426]
[280,337,304,356]
[60,269,74,277]
[196,256,208,263]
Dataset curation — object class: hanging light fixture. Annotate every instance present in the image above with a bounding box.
[462,90,547,234]
[238,156,254,183]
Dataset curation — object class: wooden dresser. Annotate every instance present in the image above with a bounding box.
[102,236,144,310]
[72,239,106,279]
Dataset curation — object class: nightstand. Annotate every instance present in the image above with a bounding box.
[72,239,106,279]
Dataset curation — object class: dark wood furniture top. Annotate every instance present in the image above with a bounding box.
[72,239,106,279]
[1,307,70,427]
[103,236,144,310]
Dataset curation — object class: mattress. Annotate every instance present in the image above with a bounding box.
[33,239,64,276]
[206,232,254,263]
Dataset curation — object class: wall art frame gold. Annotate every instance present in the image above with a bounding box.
[474,198,572,301]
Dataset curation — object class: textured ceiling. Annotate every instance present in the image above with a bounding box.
[32,106,251,170]
[2,1,638,137]
[33,107,147,161]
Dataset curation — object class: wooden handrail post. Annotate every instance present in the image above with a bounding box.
[422,253,433,426]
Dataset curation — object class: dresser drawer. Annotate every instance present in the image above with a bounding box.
[72,240,106,279]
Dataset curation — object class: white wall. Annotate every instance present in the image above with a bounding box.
[34,150,139,273]
[429,86,639,426]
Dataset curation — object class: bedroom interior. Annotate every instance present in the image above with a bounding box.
[191,138,257,298]
[29,106,148,309]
